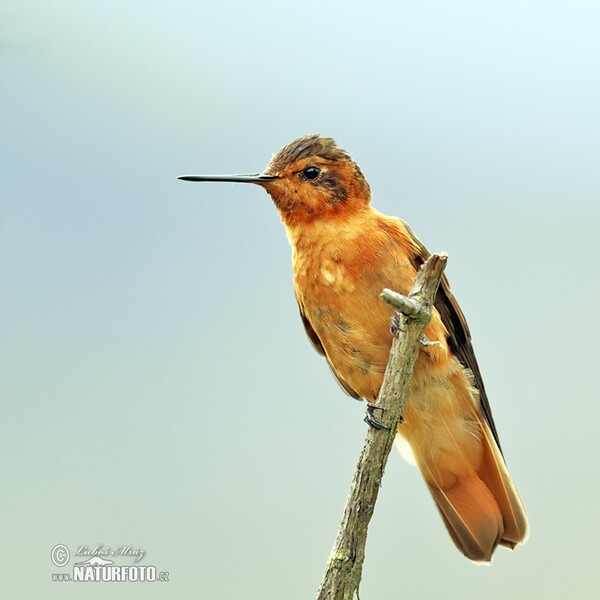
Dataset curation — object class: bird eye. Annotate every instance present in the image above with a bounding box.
[302,166,321,181]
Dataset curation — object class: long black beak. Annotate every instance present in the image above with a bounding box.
[178,173,278,184]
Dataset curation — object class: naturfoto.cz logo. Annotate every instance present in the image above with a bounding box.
[50,544,169,583]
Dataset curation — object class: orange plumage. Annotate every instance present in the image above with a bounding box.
[180,134,529,561]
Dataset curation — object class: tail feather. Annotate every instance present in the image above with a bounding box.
[427,474,504,561]
[474,413,529,547]
[415,413,528,562]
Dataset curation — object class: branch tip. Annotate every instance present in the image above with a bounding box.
[380,289,422,316]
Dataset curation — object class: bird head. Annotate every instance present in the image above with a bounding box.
[179,134,371,226]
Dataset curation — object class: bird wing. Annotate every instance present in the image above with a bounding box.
[399,220,503,454]
[297,300,361,400]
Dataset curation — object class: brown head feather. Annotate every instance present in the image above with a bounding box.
[267,134,353,172]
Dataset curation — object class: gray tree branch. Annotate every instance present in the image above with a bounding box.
[316,252,448,600]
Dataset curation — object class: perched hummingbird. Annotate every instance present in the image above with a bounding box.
[179,134,528,561]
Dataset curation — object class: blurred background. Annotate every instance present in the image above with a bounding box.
[2,1,599,598]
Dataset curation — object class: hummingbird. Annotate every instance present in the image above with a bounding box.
[179,134,528,561]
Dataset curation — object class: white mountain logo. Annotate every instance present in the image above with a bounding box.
[75,556,114,566]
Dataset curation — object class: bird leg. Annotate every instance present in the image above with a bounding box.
[364,402,390,430]
[390,315,404,338]
[364,402,404,429]
[419,334,443,348]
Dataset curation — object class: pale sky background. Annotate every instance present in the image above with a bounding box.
[2,1,599,598]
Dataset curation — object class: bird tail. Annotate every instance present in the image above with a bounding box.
[421,414,529,562]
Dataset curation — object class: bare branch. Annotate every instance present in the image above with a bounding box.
[316,252,448,600]
[380,288,421,316]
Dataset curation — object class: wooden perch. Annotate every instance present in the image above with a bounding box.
[316,252,448,600]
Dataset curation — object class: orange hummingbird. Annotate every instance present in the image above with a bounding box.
[179,134,528,561]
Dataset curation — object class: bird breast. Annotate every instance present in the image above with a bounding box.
[286,210,450,401]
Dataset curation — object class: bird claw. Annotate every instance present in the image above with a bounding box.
[364,402,390,430]
[420,334,443,348]
[390,315,404,338]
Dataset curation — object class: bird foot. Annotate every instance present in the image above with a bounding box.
[419,334,443,348]
[364,402,391,430]
[390,315,404,338]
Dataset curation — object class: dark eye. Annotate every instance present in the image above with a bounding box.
[302,166,321,181]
